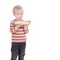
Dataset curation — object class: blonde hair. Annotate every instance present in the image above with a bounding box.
[13,5,23,15]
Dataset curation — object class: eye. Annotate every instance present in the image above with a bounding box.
[21,13,23,15]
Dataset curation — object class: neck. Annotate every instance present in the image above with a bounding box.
[16,18,22,21]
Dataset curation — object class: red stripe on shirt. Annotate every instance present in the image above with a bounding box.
[12,36,25,38]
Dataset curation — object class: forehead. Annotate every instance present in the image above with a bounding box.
[15,9,24,13]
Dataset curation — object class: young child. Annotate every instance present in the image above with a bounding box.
[10,5,29,60]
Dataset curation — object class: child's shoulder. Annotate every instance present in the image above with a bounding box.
[10,19,16,23]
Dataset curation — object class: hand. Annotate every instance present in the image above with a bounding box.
[24,24,29,30]
[15,24,23,31]
[23,24,29,34]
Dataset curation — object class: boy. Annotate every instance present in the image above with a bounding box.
[10,5,29,60]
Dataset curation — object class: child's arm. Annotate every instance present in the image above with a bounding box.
[10,21,22,33]
[10,21,15,33]
[14,24,23,32]
[24,24,29,34]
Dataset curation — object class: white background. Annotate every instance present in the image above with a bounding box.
[0,0,60,60]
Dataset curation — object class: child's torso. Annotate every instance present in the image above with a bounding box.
[12,20,26,43]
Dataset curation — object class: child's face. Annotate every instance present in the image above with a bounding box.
[14,9,23,20]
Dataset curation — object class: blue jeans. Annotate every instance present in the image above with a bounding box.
[11,42,26,60]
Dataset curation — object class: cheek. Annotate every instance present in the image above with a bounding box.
[19,15,23,18]
[21,15,23,17]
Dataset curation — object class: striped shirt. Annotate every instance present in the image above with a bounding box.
[10,20,29,43]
